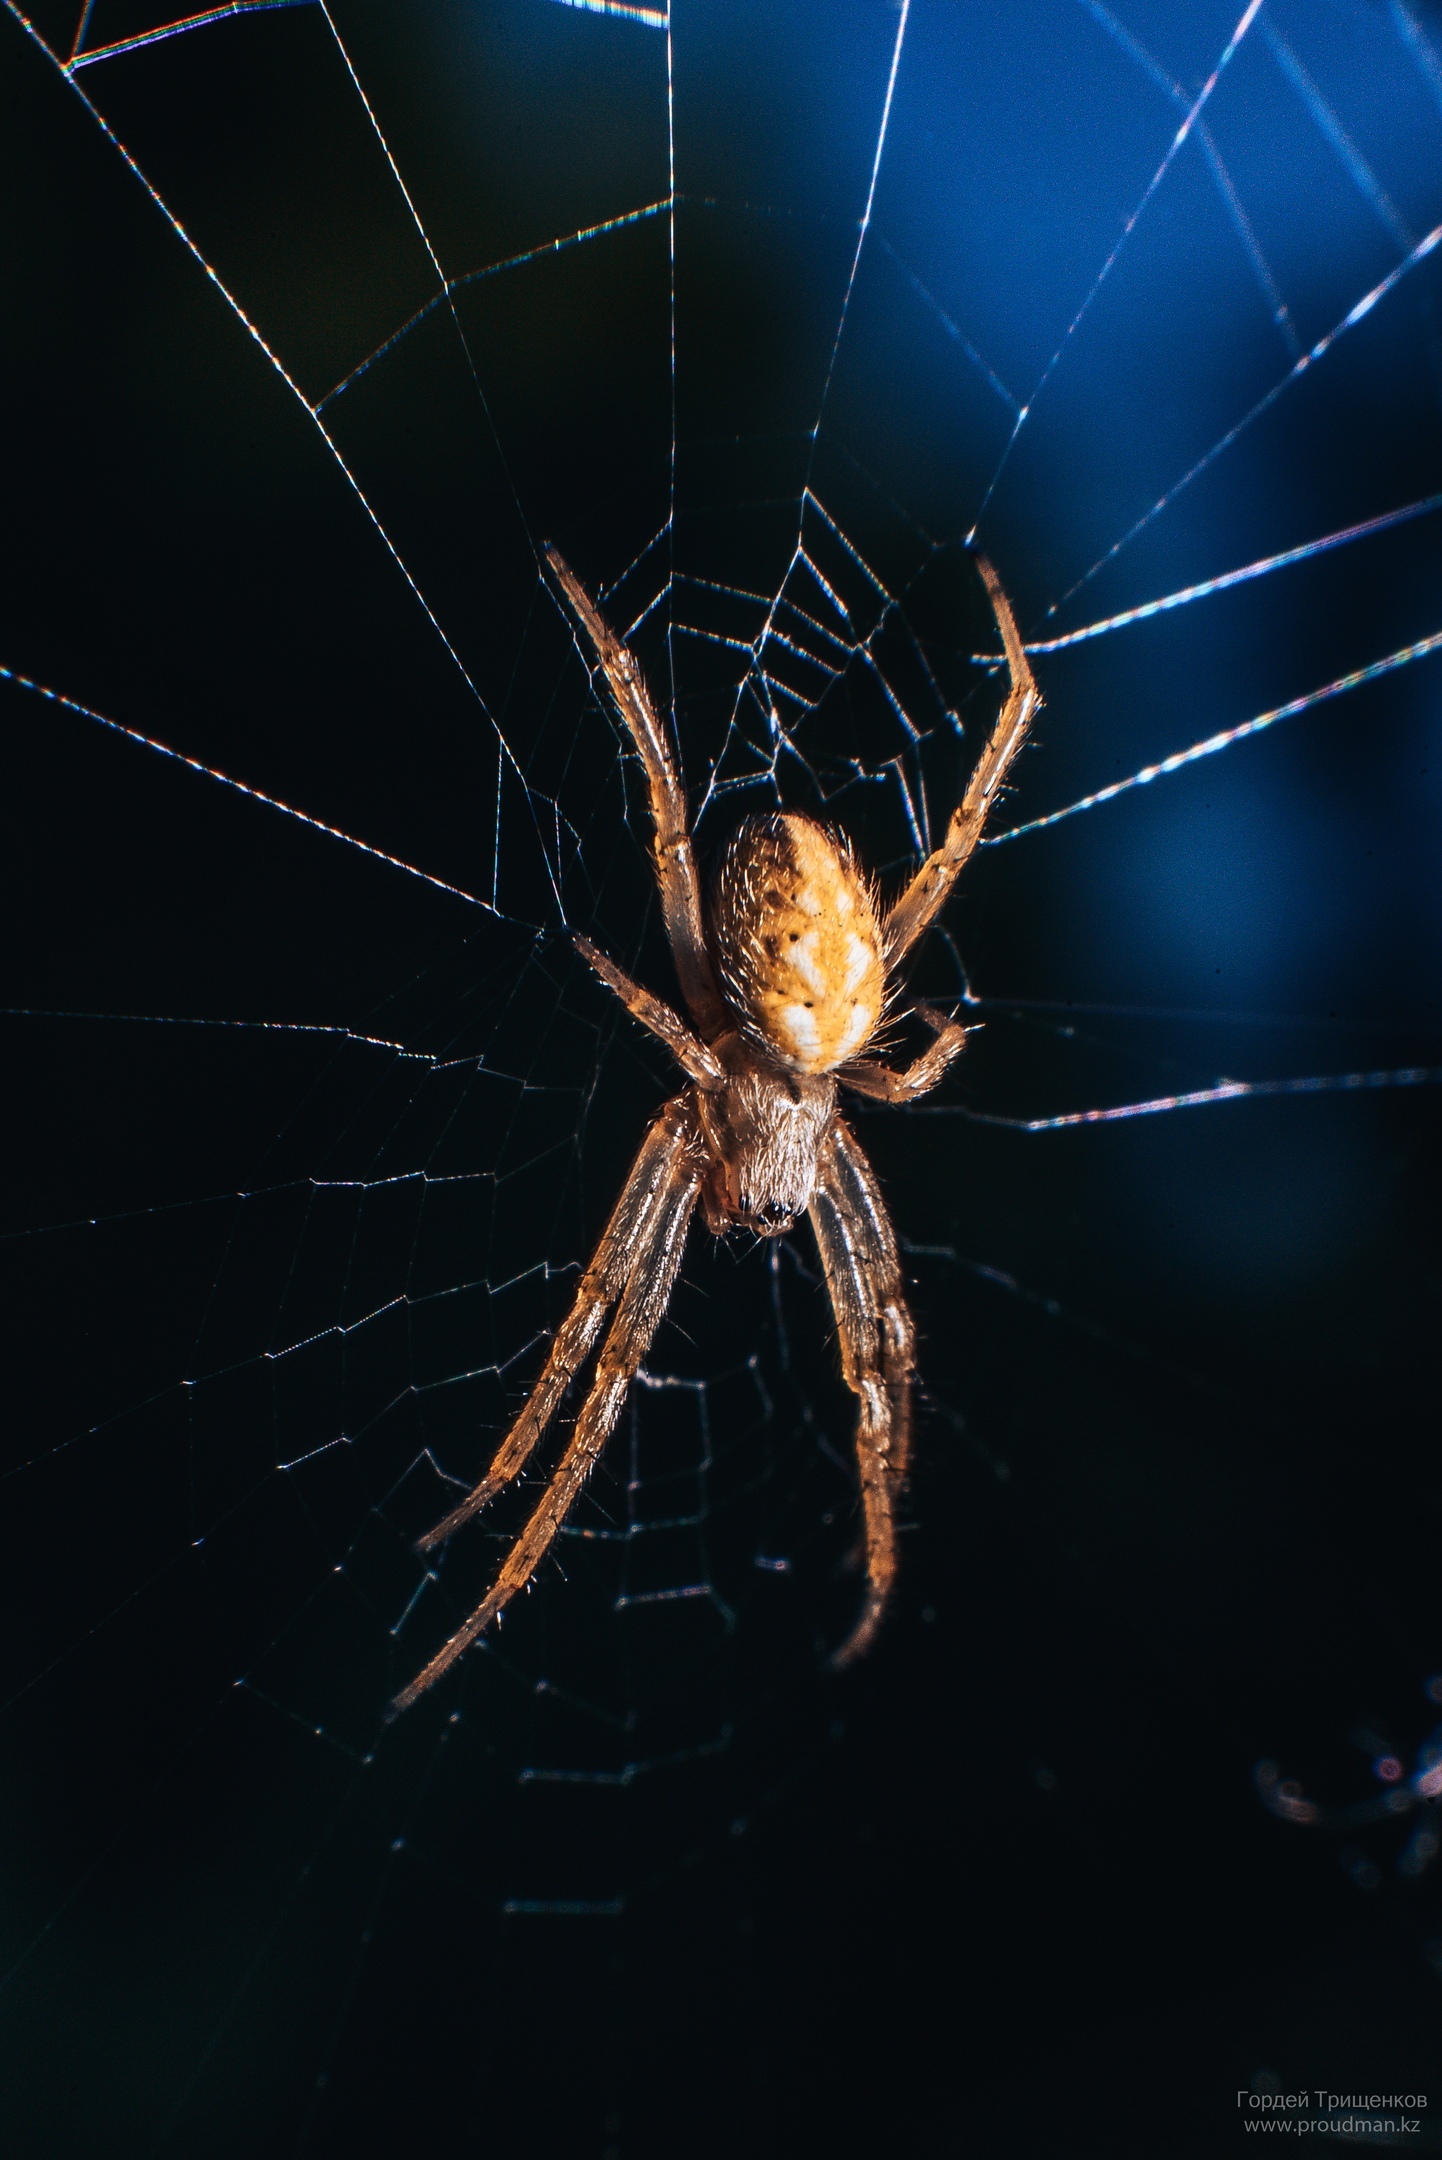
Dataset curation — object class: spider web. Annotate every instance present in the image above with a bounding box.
[4,1,1442,2150]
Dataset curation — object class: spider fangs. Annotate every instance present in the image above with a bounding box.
[390,546,1040,1715]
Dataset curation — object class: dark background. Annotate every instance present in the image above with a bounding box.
[3,2,1442,2153]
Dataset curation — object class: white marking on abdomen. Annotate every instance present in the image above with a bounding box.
[779,1004,821,1060]
[843,932,874,994]
[790,930,827,994]
[834,1001,874,1061]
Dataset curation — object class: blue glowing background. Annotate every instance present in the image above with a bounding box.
[3,2,1441,2150]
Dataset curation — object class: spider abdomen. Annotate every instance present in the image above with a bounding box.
[710,812,885,1074]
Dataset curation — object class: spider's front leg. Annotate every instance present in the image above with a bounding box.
[391,1096,706,1715]
[808,1116,916,1665]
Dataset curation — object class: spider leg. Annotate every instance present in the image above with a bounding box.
[547,546,728,1040]
[414,1097,699,1558]
[840,1002,973,1104]
[808,1116,915,1666]
[884,554,1041,969]
[573,934,724,1089]
[391,1100,705,1714]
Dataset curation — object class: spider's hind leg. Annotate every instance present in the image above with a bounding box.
[882,553,1041,969]
[546,546,727,1039]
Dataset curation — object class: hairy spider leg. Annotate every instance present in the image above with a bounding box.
[841,1001,974,1103]
[412,1097,701,1563]
[884,554,1041,969]
[808,1117,916,1666]
[392,1102,705,1714]
[572,935,724,1089]
[547,546,728,1041]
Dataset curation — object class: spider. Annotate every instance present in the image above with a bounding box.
[390,545,1040,1715]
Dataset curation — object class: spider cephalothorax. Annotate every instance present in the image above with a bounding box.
[692,1034,834,1238]
[390,545,1040,1715]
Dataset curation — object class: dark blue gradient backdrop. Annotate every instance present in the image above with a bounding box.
[3,3,1441,2154]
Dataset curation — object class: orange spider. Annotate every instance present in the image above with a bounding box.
[391,546,1039,1714]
